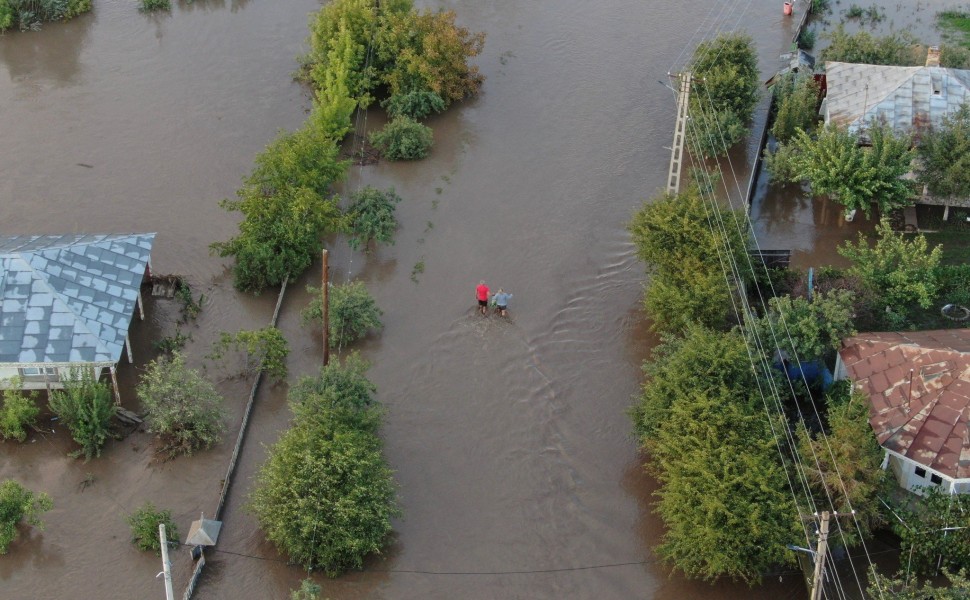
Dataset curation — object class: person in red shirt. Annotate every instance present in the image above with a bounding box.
[476,280,490,315]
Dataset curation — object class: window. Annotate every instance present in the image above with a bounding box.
[931,474,944,485]
[18,366,57,377]
[915,467,927,478]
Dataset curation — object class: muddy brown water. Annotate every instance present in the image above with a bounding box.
[0,0,931,598]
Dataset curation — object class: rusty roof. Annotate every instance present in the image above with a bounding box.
[825,61,970,134]
[840,329,970,479]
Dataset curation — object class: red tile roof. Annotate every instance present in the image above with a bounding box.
[840,329,970,479]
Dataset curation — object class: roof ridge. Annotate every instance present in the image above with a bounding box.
[0,233,157,257]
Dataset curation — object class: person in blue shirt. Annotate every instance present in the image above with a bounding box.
[492,288,512,317]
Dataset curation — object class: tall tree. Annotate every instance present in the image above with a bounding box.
[918,104,970,199]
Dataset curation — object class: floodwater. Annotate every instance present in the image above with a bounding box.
[0,0,904,598]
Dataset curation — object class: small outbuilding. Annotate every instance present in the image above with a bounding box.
[0,233,155,400]
[835,329,970,495]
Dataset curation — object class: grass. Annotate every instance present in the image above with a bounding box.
[923,229,970,265]
[938,10,970,47]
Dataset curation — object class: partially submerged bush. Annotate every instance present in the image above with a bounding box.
[126,502,178,554]
[303,281,383,349]
[0,0,91,32]
[140,0,170,12]
[48,370,115,460]
[346,186,401,252]
[137,352,226,457]
[0,383,39,442]
[209,327,290,383]
[370,117,433,160]
[0,479,52,554]
[382,90,446,121]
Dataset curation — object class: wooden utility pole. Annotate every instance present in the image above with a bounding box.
[321,249,330,366]
[159,523,175,600]
[666,71,692,195]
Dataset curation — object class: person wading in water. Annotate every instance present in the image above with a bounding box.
[492,288,512,317]
[476,280,490,316]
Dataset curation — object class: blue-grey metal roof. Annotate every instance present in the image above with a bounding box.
[825,61,970,134]
[0,233,155,366]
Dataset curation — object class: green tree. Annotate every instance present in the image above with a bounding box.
[291,579,322,600]
[126,502,179,554]
[370,116,434,160]
[796,388,886,545]
[839,218,942,322]
[346,186,401,252]
[48,370,115,460]
[137,352,226,457]
[918,104,970,199]
[891,488,970,577]
[869,568,970,599]
[245,123,349,199]
[787,125,916,218]
[303,281,383,349]
[687,107,748,159]
[212,185,344,292]
[643,262,734,335]
[632,327,759,442]
[0,479,52,554]
[248,357,396,577]
[754,289,856,362]
[691,33,760,122]
[819,25,922,66]
[208,327,290,383]
[771,73,820,143]
[0,382,39,442]
[307,0,380,104]
[649,364,798,582]
[376,8,485,104]
[289,353,378,430]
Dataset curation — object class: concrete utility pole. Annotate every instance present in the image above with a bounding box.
[159,523,175,600]
[809,511,831,600]
[666,71,692,195]
[321,249,330,366]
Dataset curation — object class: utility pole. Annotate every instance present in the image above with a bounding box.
[159,523,175,600]
[321,249,330,366]
[666,71,692,195]
[809,511,831,600]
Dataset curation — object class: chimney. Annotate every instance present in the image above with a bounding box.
[927,46,941,67]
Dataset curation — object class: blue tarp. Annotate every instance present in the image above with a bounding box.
[775,359,834,390]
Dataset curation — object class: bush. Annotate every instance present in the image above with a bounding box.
[303,281,383,349]
[346,186,401,252]
[382,90,446,121]
[0,480,52,554]
[289,353,378,427]
[0,0,91,31]
[248,358,396,577]
[140,0,170,11]
[291,579,322,600]
[137,352,226,457]
[208,327,290,383]
[126,502,178,554]
[691,33,760,122]
[370,117,433,160]
[819,25,922,66]
[48,370,115,460]
[687,107,748,158]
[918,104,970,199]
[0,383,39,442]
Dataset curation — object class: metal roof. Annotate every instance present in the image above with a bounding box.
[839,329,970,479]
[825,61,970,134]
[0,233,155,366]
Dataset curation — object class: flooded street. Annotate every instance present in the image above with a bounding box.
[0,0,884,598]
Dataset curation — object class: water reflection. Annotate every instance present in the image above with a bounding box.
[176,0,252,14]
[0,13,92,87]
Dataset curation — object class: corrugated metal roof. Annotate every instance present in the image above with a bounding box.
[839,329,970,479]
[825,61,970,134]
[0,234,155,366]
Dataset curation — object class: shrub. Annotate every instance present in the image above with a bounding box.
[346,186,401,252]
[303,281,383,349]
[140,0,170,11]
[690,33,760,122]
[137,352,226,457]
[918,104,970,199]
[820,25,922,66]
[289,353,378,427]
[0,0,91,31]
[208,327,289,383]
[382,90,446,120]
[0,383,39,442]
[753,289,857,362]
[0,480,52,554]
[126,502,178,554]
[687,106,748,158]
[370,116,433,160]
[291,579,322,600]
[48,370,115,460]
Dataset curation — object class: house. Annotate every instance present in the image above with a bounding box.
[835,329,970,495]
[0,233,155,401]
[823,51,970,213]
